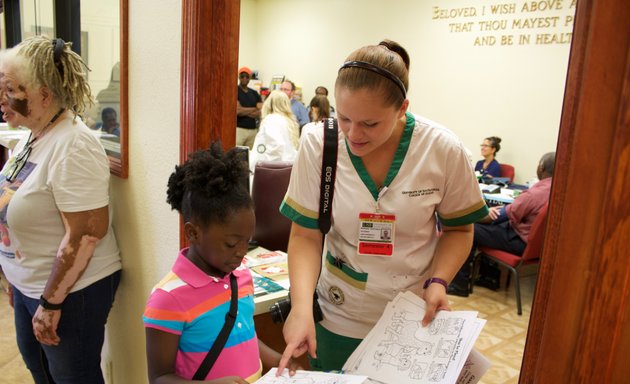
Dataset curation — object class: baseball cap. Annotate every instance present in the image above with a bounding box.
[239,66,252,76]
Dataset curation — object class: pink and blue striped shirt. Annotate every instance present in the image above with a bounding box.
[143,249,262,381]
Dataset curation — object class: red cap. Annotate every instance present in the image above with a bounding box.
[238,66,252,76]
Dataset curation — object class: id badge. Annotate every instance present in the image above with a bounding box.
[357,212,395,256]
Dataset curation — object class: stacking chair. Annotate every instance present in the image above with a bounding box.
[473,203,549,315]
[250,161,293,252]
[499,163,516,183]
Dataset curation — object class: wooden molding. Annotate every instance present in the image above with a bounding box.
[179,0,240,248]
[521,0,630,382]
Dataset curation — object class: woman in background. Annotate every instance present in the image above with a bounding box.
[301,95,332,137]
[0,36,121,383]
[475,136,502,178]
[308,95,331,123]
[250,90,299,171]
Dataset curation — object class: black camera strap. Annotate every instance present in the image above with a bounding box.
[193,273,238,380]
[318,118,338,235]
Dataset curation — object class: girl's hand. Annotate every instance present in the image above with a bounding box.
[284,357,304,376]
[422,283,451,326]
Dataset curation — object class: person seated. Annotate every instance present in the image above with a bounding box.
[249,90,300,172]
[94,107,121,136]
[475,136,502,178]
[448,152,555,297]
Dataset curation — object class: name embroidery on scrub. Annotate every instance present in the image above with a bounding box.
[357,187,395,256]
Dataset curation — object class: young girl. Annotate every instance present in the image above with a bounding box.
[143,144,300,383]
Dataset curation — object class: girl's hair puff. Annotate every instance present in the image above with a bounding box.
[166,142,252,227]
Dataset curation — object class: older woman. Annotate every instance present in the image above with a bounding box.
[0,36,121,383]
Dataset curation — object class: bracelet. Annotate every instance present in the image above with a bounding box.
[39,295,63,310]
[423,277,448,291]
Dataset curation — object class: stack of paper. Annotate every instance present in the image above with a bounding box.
[343,291,490,384]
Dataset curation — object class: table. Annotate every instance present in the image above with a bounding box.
[246,247,311,368]
[480,183,518,205]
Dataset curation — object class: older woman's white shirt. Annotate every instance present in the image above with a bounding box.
[249,113,297,172]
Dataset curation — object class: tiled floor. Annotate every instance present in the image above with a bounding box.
[450,267,538,384]
[0,269,536,384]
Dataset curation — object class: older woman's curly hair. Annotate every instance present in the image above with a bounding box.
[1,35,93,116]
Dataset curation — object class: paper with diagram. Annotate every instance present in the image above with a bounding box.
[343,291,489,384]
[254,368,367,383]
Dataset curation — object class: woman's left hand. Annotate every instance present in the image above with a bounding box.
[32,307,61,346]
[422,284,451,326]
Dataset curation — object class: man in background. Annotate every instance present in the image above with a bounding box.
[236,66,262,149]
[448,152,556,297]
[280,80,309,128]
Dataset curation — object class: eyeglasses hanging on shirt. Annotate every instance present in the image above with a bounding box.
[5,133,36,182]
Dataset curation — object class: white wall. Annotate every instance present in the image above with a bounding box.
[105,1,181,383]
[239,0,574,183]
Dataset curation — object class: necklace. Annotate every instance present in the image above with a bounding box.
[31,108,66,144]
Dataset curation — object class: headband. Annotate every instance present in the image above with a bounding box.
[339,60,406,98]
[52,38,65,63]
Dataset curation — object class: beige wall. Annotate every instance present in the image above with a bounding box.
[239,0,574,183]
[104,1,181,383]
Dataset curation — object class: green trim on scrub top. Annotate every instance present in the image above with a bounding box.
[347,112,415,201]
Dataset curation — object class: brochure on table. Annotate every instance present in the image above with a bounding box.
[245,247,291,315]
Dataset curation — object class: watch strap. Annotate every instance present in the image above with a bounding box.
[39,295,63,310]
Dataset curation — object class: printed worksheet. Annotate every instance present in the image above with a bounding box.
[343,291,488,384]
[254,368,367,384]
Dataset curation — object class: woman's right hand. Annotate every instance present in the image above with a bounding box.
[6,283,13,308]
[276,308,316,376]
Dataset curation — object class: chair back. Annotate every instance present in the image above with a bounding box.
[521,203,549,262]
[500,163,515,182]
[251,161,293,252]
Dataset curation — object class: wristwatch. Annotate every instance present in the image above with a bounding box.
[39,295,63,310]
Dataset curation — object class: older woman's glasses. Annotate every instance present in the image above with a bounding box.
[5,134,35,182]
[480,144,491,148]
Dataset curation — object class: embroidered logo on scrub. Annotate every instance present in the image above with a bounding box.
[328,286,345,305]
[402,188,440,197]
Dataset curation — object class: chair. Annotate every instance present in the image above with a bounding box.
[499,163,515,183]
[251,161,293,252]
[472,203,549,315]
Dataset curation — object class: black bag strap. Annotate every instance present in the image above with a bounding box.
[318,118,338,235]
[193,273,238,380]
